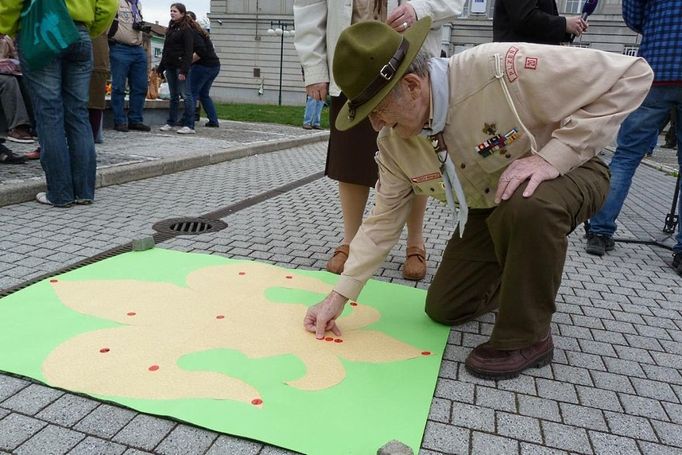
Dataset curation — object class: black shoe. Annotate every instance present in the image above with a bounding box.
[661,143,677,149]
[585,233,615,256]
[128,122,151,132]
[114,124,129,132]
[205,122,219,128]
[672,253,682,275]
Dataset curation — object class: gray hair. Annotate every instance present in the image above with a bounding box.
[382,50,430,103]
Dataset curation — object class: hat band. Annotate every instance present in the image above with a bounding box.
[347,38,409,120]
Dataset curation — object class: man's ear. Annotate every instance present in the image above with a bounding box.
[402,73,423,100]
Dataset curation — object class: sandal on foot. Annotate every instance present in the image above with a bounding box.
[326,244,349,274]
[403,246,427,280]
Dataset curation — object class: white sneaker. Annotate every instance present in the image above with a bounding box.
[159,124,174,131]
[177,126,196,134]
[35,192,51,205]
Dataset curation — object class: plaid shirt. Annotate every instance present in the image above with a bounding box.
[622,0,682,82]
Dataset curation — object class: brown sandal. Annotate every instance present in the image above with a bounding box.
[326,244,350,274]
[403,246,427,281]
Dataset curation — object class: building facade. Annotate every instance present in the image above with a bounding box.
[208,0,641,105]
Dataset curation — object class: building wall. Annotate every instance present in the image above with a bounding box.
[210,0,641,106]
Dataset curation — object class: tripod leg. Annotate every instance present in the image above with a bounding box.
[663,172,681,233]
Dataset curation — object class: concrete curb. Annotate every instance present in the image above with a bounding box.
[0,132,329,207]
[604,145,679,176]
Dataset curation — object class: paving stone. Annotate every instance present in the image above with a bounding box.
[123,449,154,455]
[590,371,635,394]
[0,375,29,402]
[204,434,261,455]
[496,411,542,443]
[542,421,592,454]
[631,377,679,402]
[428,398,451,423]
[0,384,63,415]
[637,441,682,455]
[0,414,46,451]
[435,379,475,403]
[613,345,656,364]
[450,402,494,432]
[35,394,99,427]
[519,443,569,455]
[73,404,136,439]
[112,414,175,450]
[651,420,682,448]
[619,393,668,420]
[498,375,537,395]
[566,352,606,371]
[471,431,519,455]
[475,386,516,412]
[589,431,640,455]
[14,425,84,455]
[0,409,7,420]
[536,379,579,404]
[551,364,593,386]
[155,424,217,455]
[664,402,682,425]
[438,361,458,380]
[69,436,127,455]
[422,421,469,454]
[518,395,562,422]
[603,411,658,441]
[559,403,607,431]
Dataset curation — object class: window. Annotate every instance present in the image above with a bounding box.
[564,0,581,14]
[623,46,639,56]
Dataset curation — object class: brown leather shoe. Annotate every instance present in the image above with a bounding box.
[465,334,553,380]
[402,246,426,280]
[326,244,349,274]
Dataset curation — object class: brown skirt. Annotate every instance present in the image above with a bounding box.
[326,93,379,187]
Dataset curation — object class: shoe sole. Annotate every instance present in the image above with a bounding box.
[6,137,34,144]
[465,349,553,380]
[585,246,605,256]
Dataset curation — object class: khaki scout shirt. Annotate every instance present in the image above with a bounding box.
[334,42,653,301]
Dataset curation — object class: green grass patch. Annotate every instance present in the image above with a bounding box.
[215,102,330,129]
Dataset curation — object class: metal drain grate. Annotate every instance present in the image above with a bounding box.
[152,217,228,235]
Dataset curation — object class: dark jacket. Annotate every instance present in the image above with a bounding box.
[191,29,220,67]
[493,0,569,45]
[158,21,193,75]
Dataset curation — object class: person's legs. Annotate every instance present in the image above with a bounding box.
[666,108,678,148]
[109,44,132,127]
[671,95,682,262]
[325,181,370,274]
[127,46,148,125]
[587,86,673,253]
[165,68,180,126]
[61,28,96,203]
[0,75,31,131]
[303,96,316,127]
[178,75,194,130]
[403,194,428,280]
[198,65,220,125]
[312,99,324,127]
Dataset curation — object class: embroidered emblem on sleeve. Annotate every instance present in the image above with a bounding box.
[524,57,538,70]
[504,47,519,82]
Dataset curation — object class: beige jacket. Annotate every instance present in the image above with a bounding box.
[293,0,463,96]
[334,42,653,300]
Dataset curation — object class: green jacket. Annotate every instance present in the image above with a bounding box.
[0,0,118,37]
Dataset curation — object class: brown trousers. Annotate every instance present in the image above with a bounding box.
[425,157,610,350]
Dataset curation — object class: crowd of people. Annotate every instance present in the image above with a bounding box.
[0,0,221,205]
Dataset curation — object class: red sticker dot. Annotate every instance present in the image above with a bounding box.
[216,315,225,319]
[421,351,431,356]
[285,275,293,279]
[350,302,358,306]
[50,279,58,283]
[238,272,246,276]
[251,398,263,405]
[99,348,110,353]
[127,312,136,316]
[148,365,159,371]
[325,337,333,342]
[334,338,343,343]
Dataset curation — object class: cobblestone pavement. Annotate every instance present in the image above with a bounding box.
[0,140,681,455]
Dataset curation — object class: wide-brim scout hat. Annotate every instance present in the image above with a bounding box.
[333,16,432,131]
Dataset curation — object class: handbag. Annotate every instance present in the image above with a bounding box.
[18,0,80,71]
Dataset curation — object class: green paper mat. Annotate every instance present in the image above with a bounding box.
[0,248,449,454]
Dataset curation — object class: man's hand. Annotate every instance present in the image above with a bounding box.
[306,82,328,101]
[565,16,588,36]
[303,291,348,339]
[179,73,186,81]
[386,4,417,33]
[495,154,560,203]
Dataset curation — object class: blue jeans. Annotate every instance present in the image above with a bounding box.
[303,96,324,127]
[165,68,194,128]
[109,43,148,126]
[588,85,682,249]
[189,64,220,125]
[19,26,95,206]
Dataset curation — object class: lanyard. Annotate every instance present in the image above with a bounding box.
[430,132,468,237]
